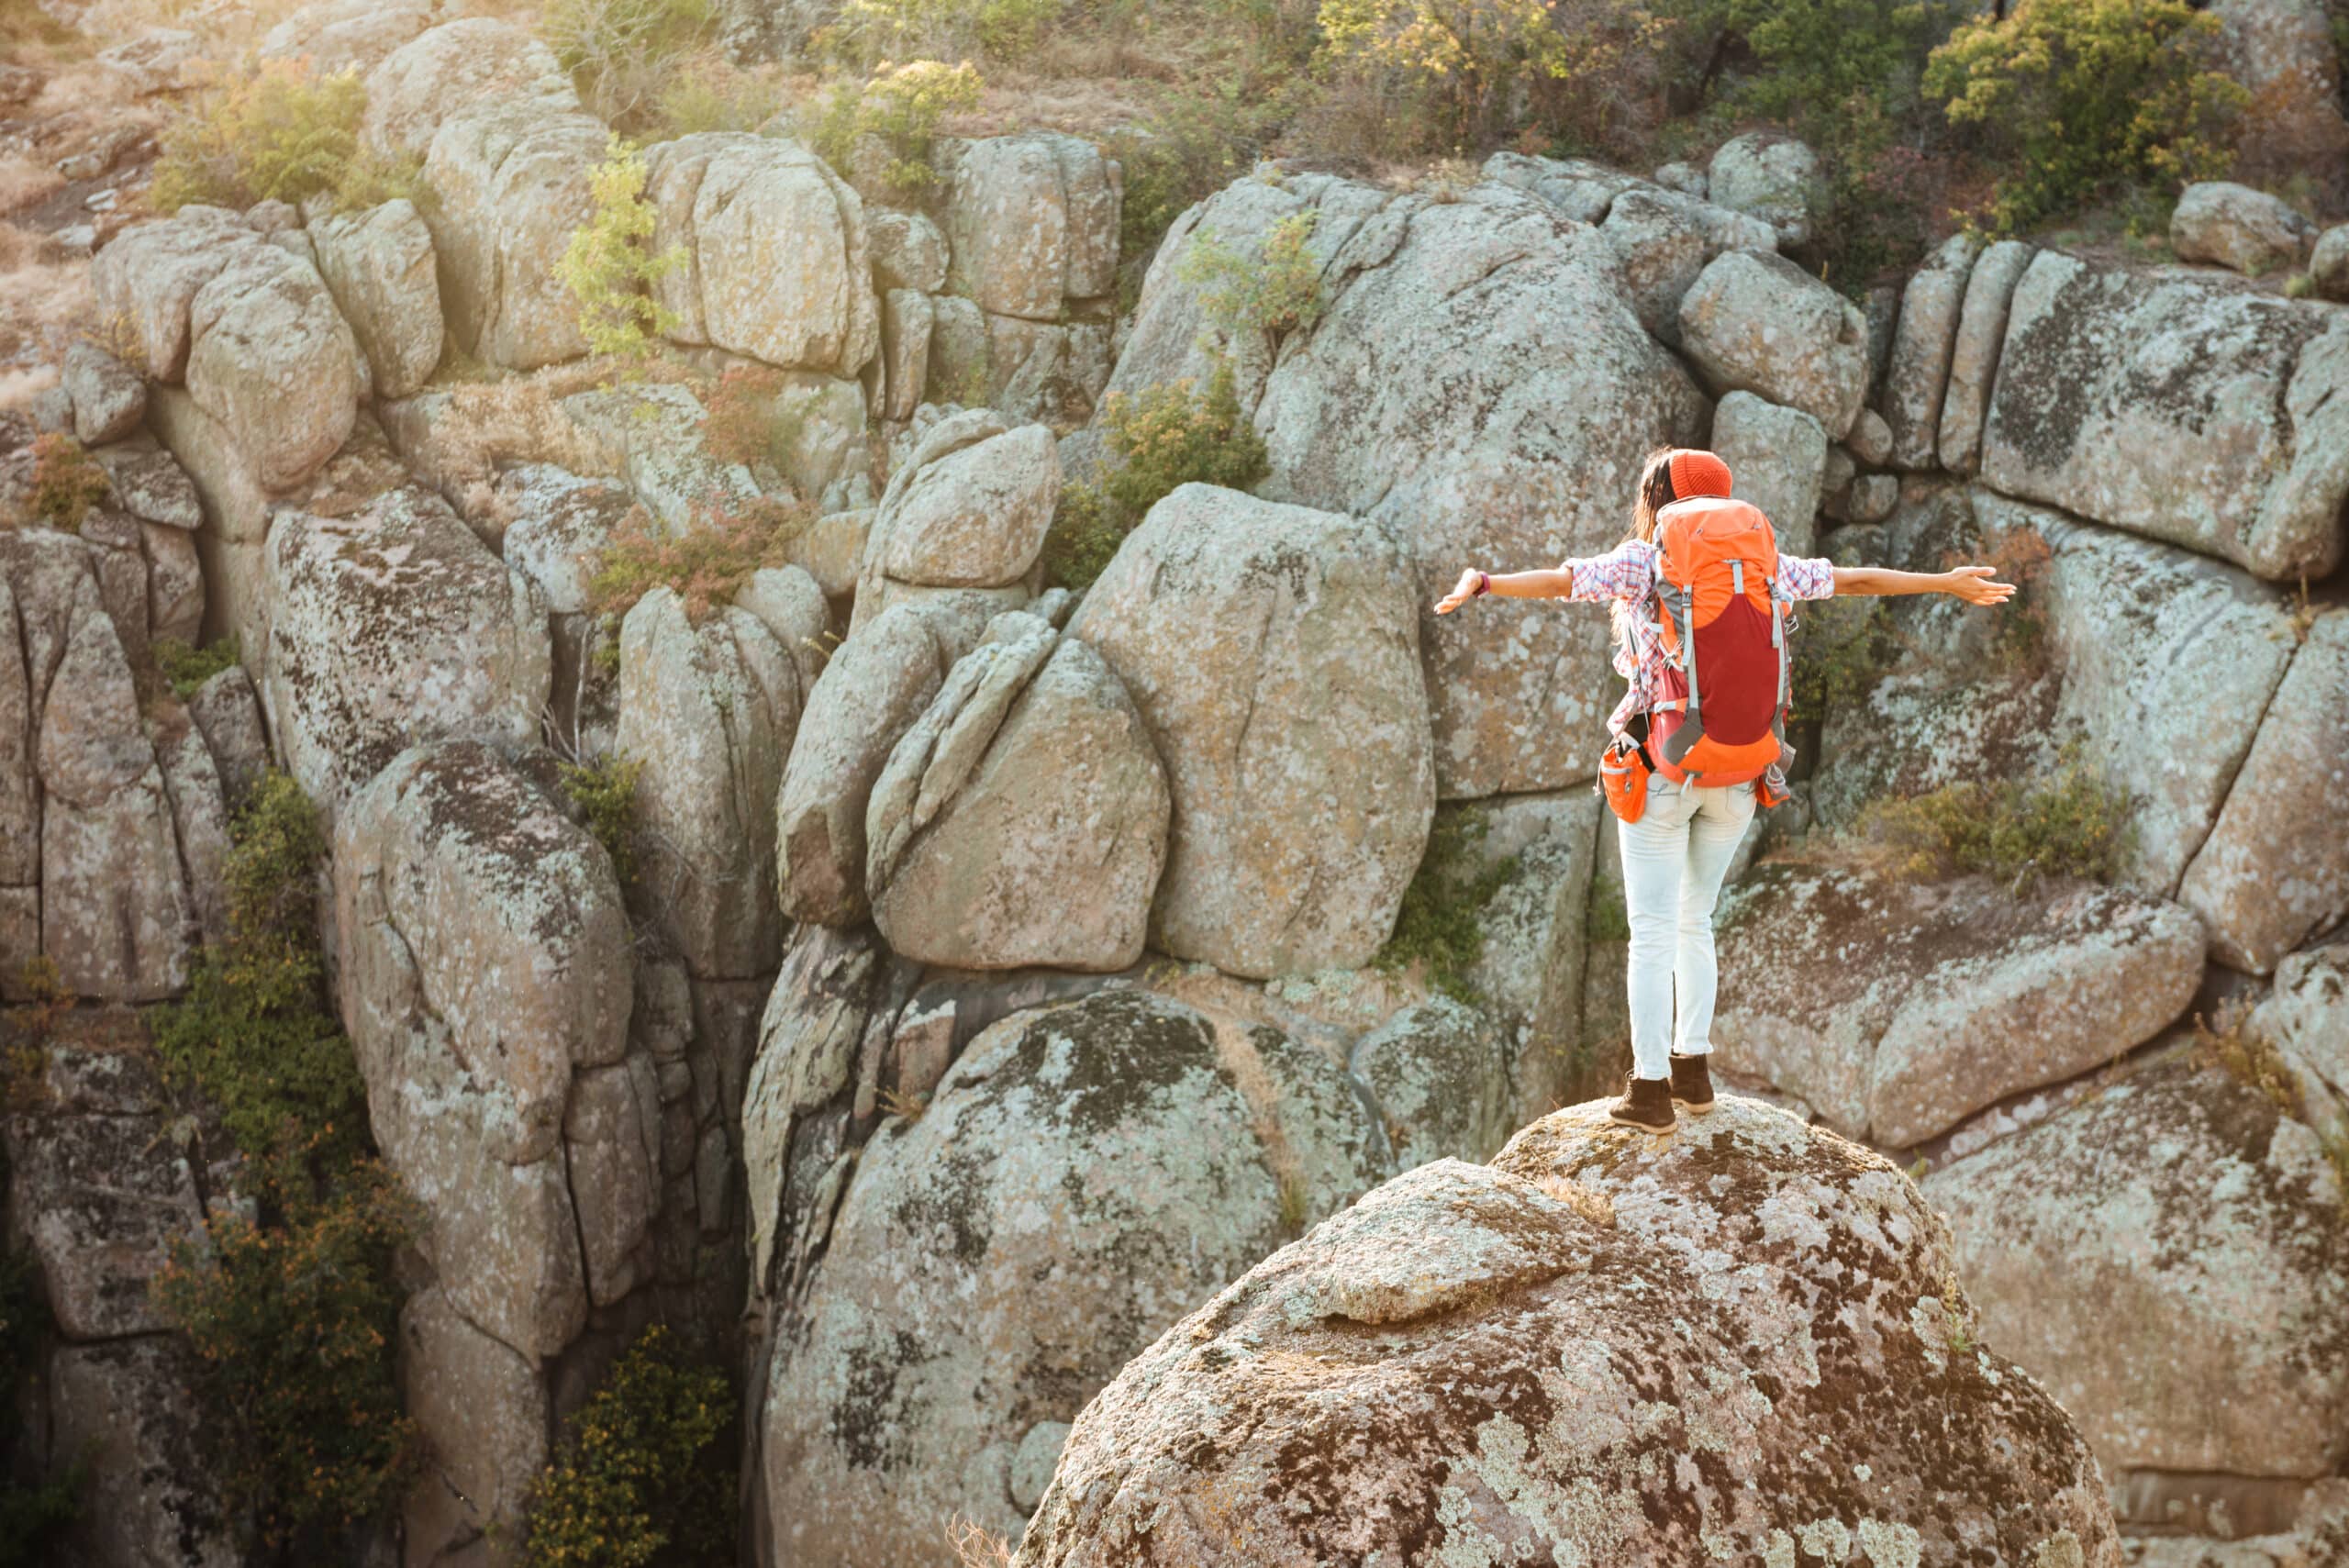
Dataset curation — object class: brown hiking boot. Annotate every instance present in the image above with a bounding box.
[1608,1073,1675,1133]
[1670,1051,1716,1115]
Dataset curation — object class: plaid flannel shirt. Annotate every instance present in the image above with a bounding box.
[1562,539,1838,739]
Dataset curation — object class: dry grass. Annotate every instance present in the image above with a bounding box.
[947,1517,1018,1567]
[0,155,66,218]
[0,228,94,368]
[0,365,61,415]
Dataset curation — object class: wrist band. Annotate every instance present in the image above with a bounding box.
[1474,571,1491,597]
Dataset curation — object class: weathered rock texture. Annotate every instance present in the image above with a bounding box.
[1980,251,2349,580]
[1678,249,1869,439]
[1881,234,1978,469]
[1927,1059,2349,1482]
[1018,1099,2121,1566]
[761,989,1384,1565]
[1070,484,1433,978]
[941,132,1121,320]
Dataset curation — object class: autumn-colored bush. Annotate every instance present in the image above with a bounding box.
[585,494,815,621]
[26,431,110,531]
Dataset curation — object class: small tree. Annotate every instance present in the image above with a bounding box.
[808,60,983,202]
[558,137,687,361]
[1924,0,2246,233]
[1176,211,1326,342]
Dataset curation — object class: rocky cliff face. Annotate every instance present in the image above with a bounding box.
[6,17,2347,1568]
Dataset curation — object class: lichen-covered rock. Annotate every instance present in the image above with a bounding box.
[308,195,444,399]
[1349,996,1514,1172]
[2250,941,2349,1139]
[260,0,433,73]
[776,599,969,926]
[420,100,604,370]
[90,206,262,381]
[1926,1058,2349,1479]
[1459,790,1601,1125]
[499,465,639,757]
[1881,234,1978,469]
[1126,174,1701,797]
[263,485,551,817]
[1711,390,1826,555]
[558,382,756,533]
[2179,610,2349,973]
[2312,223,2349,301]
[334,740,637,1356]
[941,132,1120,320]
[95,447,202,530]
[1706,131,1826,248]
[2,1043,204,1340]
[184,662,270,809]
[1935,239,2034,474]
[2213,0,2349,189]
[1070,484,1433,978]
[1711,862,2204,1146]
[398,1282,550,1568]
[1019,1100,2121,1568]
[878,287,931,420]
[616,586,804,979]
[866,617,1170,972]
[1597,187,1709,340]
[1678,249,1868,439]
[50,1337,238,1568]
[63,341,145,445]
[360,18,580,161]
[141,519,202,647]
[762,989,1385,1564]
[2171,181,2316,276]
[863,413,1058,594]
[644,133,881,376]
[1980,251,2349,580]
[867,207,949,294]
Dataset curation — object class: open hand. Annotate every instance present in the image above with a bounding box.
[1434,568,1485,615]
[1942,565,2017,607]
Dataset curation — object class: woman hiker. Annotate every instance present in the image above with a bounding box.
[1433,447,2014,1134]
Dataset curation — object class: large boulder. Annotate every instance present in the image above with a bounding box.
[1122,173,1703,797]
[1710,862,2205,1147]
[496,464,638,758]
[419,100,604,370]
[1710,390,1826,554]
[1069,484,1433,978]
[760,989,1385,1564]
[776,599,973,927]
[49,1338,238,1568]
[260,0,434,73]
[263,485,551,818]
[1926,1058,2349,1481]
[1677,249,1868,439]
[855,411,1058,618]
[307,195,445,399]
[1880,234,1979,469]
[63,342,145,446]
[2170,181,2315,277]
[2249,941,2349,1135]
[615,584,808,979]
[644,133,881,376]
[941,132,1121,320]
[865,616,1170,972]
[1705,131,1826,249]
[1019,1100,2122,1567]
[1935,239,2035,474]
[1347,995,1515,1172]
[360,17,580,161]
[1979,250,2349,580]
[93,212,362,489]
[2179,608,2349,972]
[2213,0,2349,189]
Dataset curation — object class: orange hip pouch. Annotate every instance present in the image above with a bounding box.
[1598,736,1650,825]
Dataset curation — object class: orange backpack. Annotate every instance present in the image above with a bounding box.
[1644,495,1790,789]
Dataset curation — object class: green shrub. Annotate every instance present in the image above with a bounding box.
[1814,144,1938,296]
[585,494,815,621]
[544,0,715,128]
[150,771,372,1177]
[821,0,1055,67]
[1177,211,1325,341]
[154,636,240,698]
[1702,0,1954,152]
[807,60,983,203]
[1041,360,1268,590]
[26,433,111,532]
[149,61,420,217]
[650,64,788,137]
[558,137,687,362]
[560,754,646,885]
[518,1326,734,1568]
[1924,0,2247,233]
[1375,806,1517,1002]
[1106,88,1283,306]
[1787,595,1894,725]
[150,1163,420,1546]
[1857,748,2136,884]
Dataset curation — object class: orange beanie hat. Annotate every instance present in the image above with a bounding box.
[1667,449,1733,499]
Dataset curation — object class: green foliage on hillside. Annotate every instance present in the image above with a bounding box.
[807,59,984,202]
[147,771,417,1550]
[1376,806,1518,1003]
[149,61,420,217]
[559,137,687,362]
[1042,359,1268,589]
[1922,0,2246,234]
[518,1326,735,1568]
[1857,748,2136,884]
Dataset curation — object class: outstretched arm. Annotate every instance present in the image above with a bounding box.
[1432,566,1575,614]
[1833,564,2015,606]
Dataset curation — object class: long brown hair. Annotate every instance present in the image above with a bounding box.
[1626,446,1677,547]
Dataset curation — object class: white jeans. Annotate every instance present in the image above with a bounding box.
[1618,776,1756,1081]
